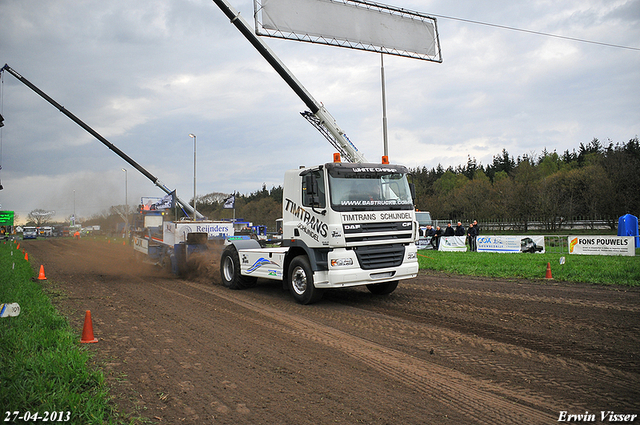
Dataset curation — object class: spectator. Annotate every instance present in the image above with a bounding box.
[454,221,465,236]
[443,223,454,237]
[467,223,478,251]
[423,225,435,249]
[431,226,442,250]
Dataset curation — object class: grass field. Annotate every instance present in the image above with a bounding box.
[418,246,640,286]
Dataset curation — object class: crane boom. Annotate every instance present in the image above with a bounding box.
[211,0,367,163]
[1,63,204,219]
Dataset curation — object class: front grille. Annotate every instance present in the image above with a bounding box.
[345,233,413,243]
[343,221,414,244]
[343,221,412,233]
[353,244,405,270]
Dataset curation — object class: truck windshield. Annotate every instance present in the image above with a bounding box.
[327,165,413,212]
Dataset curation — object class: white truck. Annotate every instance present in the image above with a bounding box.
[213,0,419,303]
[221,158,419,304]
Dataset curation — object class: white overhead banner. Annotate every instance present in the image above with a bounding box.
[568,236,635,256]
[254,0,442,62]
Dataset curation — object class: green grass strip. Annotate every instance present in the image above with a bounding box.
[0,241,129,424]
[418,248,640,286]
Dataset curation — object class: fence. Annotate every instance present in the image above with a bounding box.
[544,236,570,253]
[430,218,620,233]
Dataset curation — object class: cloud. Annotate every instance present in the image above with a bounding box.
[0,0,638,223]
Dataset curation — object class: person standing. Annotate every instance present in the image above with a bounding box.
[467,223,478,251]
[454,221,465,236]
[443,223,454,237]
[424,225,435,249]
[431,225,442,250]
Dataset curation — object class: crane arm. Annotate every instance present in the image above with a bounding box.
[1,64,204,219]
[211,0,367,163]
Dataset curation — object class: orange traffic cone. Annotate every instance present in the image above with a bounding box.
[80,310,98,343]
[545,262,553,279]
[37,265,47,280]
[24,252,28,261]
[16,243,20,250]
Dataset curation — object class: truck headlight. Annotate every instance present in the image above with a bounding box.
[331,258,353,267]
[407,252,417,260]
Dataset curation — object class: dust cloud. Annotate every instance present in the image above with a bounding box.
[30,239,227,286]
[181,243,225,285]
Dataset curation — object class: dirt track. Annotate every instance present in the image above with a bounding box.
[23,238,640,424]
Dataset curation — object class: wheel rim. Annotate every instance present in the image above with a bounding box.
[222,256,235,282]
[290,265,307,295]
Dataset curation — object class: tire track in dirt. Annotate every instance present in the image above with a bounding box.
[302,298,639,407]
[156,280,558,424]
[405,281,640,313]
[347,280,640,374]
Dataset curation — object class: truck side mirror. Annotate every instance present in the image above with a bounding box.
[409,182,416,203]
[304,174,319,206]
[304,174,316,196]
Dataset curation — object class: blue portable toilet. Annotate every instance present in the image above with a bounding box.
[618,214,639,248]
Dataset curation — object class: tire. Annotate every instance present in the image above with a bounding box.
[366,280,398,295]
[220,245,257,290]
[288,256,323,304]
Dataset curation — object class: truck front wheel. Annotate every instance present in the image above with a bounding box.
[220,245,257,290]
[366,281,398,295]
[288,256,323,304]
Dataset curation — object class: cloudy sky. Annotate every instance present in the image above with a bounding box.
[1,0,638,224]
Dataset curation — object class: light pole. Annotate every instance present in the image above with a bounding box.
[73,189,76,226]
[189,133,197,220]
[122,168,128,239]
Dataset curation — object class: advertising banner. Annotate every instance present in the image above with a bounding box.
[439,236,467,252]
[0,211,14,226]
[568,236,635,256]
[417,235,433,250]
[477,236,546,253]
[173,222,234,243]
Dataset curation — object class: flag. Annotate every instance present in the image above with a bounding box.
[223,195,235,209]
[152,190,176,210]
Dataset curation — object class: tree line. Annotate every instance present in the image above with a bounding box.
[77,136,639,233]
[411,137,640,231]
[171,136,640,232]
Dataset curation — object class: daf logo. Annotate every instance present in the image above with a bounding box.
[344,224,360,230]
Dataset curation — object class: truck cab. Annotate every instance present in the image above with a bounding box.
[221,159,419,304]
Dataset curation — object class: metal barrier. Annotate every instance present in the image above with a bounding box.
[545,236,569,253]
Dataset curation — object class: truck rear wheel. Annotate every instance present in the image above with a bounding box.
[288,256,323,304]
[366,281,398,295]
[220,245,257,290]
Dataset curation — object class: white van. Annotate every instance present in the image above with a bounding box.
[23,226,37,239]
